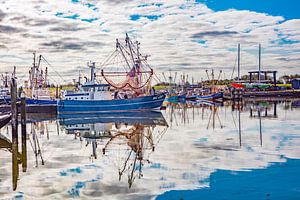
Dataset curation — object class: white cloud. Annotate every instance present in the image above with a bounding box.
[0,0,299,84]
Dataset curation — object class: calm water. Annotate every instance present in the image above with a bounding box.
[0,100,300,200]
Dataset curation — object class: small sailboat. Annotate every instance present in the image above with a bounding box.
[57,34,166,114]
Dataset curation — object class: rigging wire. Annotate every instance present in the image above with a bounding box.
[231,54,238,80]
[41,55,67,84]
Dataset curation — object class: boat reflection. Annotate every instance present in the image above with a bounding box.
[58,111,168,188]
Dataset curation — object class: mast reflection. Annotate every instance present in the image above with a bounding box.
[59,111,168,188]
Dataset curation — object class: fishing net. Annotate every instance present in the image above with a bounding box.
[97,35,153,93]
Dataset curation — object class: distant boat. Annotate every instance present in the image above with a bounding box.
[231,83,245,89]
[0,88,10,104]
[196,92,223,100]
[1,53,57,106]
[0,73,12,105]
[57,34,165,114]
[231,82,270,89]
[24,52,57,105]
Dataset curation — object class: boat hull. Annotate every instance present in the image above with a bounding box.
[57,93,166,114]
[26,98,57,105]
[0,97,57,105]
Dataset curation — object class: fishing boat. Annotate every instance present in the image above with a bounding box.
[57,34,166,114]
[1,53,57,106]
[24,53,57,105]
[196,92,223,100]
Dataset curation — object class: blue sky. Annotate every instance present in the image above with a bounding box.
[197,0,300,20]
[0,0,299,83]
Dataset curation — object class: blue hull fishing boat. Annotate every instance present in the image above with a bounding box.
[58,93,165,114]
[57,34,165,114]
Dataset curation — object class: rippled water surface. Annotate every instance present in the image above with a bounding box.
[1,100,300,199]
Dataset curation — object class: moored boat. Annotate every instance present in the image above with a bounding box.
[196,92,223,100]
[57,34,166,114]
[24,53,57,105]
[58,92,166,114]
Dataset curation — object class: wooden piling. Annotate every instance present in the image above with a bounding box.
[56,85,59,99]
[10,78,18,191]
[21,97,27,172]
[11,78,18,143]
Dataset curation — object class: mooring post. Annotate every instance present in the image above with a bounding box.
[21,96,27,172]
[10,77,19,190]
[56,85,59,99]
[11,78,18,144]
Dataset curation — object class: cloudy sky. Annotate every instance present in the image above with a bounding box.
[0,0,299,84]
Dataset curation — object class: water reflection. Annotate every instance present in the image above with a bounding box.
[0,99,300,199]
[0,121,26,191]
[59,112,168,188]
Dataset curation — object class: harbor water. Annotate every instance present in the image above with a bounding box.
[0,100,300,199]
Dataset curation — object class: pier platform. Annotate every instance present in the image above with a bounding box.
[243,89,300,98]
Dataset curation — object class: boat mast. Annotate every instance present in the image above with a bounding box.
[116,39,131,70]
[31,52,36,98]
[126,33,141,86]
[237,43,240,82]
[88,61,96,82]
[135,40,142,87]
[258,43,261,82]
[44,67,48,87]
[126,33,136,67]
